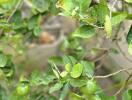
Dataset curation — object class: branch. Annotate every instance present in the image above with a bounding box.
[94,67,132,79]
[114,72,132,96]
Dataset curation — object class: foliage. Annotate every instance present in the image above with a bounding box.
[0,0,132,100]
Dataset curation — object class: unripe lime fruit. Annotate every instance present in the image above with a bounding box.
[17,82,30,95]
[86,80,97,94]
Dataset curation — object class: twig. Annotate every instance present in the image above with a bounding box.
[94,67,132,79]
[114,72,132,96]
[97,80,132,94]
[95,59,104,69]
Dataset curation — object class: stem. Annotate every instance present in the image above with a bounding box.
[94,68,132,79]
[114,72,132,96]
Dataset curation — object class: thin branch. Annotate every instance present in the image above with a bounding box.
[94,67,132,79]
[95,59,104,69]
[97,80,132,94]
[114,72,132,96]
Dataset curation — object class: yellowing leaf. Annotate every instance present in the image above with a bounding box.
[65,63,71,72]
[70,63,83,78]
[105,15,112,38]
[60,71,68,77]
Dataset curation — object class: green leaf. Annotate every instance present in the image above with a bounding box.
[0,0,18,13]
[57,0,75,12]
[0,0,12,4]
[72,25,96,39]
[126,26,132,44]
[69,77,87,87]
[0,21,10,29]
[127,26,132,55]
[50,63,60,79]
[65,63,72,72]
[30,71,56,86]
[49,83,63,93]
[49,0,59,14]
[0,52,7,68]
[63,55,77,67]
[60,71,68,78]
[124,0,132,3]
[11,10,24,30]
[52,68,60,79]
[128,44,132,55]
[49,56,63,66]
[96,0,109,24]
[112,13,127,26]
[91,95,101,100]
[79,0,92,13]
[60,83,69,100]
[122,89,132,100]
[104,15,112,38]
[32,0,50,13]
[70,63,83,78]
[69,92,83,100]
[42,75,56,85]
[99,92,117,100]
[0,87,8,100]
[28,15,40,30]
[33,26,41,37]
[81,61,95,78]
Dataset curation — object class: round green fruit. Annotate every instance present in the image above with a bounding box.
[86,80,97,94]
[17,82,30,95]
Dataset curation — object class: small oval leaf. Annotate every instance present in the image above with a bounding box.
[72,25,96,39]
[70,63,83,78]
[49,83,63,93]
